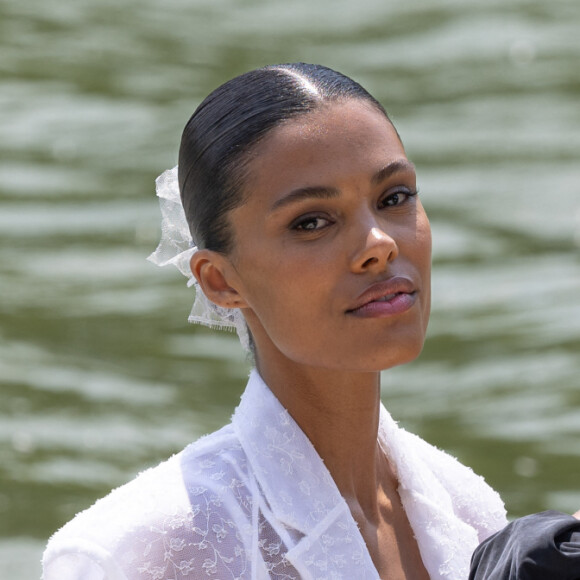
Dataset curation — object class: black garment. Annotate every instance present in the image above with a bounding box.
[469,511,580,579]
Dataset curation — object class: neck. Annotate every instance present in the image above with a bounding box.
[255,355,388,511]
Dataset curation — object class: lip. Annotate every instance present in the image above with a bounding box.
[347,276,417,317]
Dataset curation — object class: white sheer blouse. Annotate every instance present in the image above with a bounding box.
[42,370,507,580]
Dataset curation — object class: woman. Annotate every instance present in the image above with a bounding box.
[42,63,508,580]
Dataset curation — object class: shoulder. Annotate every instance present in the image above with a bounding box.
[43,448,189,579]
[43,424,254,579]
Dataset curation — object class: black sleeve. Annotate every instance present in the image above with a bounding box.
[469,510,580,580]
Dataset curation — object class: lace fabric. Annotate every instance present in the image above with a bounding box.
[42,370,507,580]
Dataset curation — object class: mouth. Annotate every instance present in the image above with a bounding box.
[347,277,417,317]
[373,293,400,303]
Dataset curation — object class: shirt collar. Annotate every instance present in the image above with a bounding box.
[231,369,505,579]
[232,369,381,578]
[232,369,346,535]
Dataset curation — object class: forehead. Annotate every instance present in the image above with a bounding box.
[242,100,408,201]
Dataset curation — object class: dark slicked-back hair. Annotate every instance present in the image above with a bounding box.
[178,63,391,253]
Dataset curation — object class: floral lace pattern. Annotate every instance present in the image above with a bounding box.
[43,370,507,580]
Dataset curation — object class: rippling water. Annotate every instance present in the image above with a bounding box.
[1,0,579,576]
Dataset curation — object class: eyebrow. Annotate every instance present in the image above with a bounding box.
[270,185,340,212]
[270,159,416,213]
[371,159,416,186]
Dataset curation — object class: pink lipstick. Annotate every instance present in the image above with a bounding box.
[347,277,417,318]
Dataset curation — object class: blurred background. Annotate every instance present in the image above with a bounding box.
[1,0,579,576]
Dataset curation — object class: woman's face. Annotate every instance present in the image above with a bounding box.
[225,99,431,372]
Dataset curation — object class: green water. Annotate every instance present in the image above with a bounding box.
[1,0,579,576]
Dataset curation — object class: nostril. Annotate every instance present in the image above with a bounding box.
[362,256,378,268]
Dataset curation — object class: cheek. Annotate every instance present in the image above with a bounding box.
[234,249,314,321]
[234,249,335,350]
[408,209,432,318]
[419,217,432,323]
[417,209,432,267]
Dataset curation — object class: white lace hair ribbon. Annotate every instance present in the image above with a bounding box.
[147,166,250,350]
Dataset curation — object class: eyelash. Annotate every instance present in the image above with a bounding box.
[291,214,332,232]
[378,188,419,209]
[290,188,419,232]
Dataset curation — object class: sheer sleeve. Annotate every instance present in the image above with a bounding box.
[42,431,262,580]
[43,539,127,580]
[42,453,202,580]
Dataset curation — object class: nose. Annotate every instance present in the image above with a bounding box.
[351,224,399,273]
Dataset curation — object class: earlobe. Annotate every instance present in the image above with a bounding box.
[190,250,247,309]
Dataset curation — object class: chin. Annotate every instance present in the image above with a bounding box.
[369,335,427,373]
[319,339,426,374]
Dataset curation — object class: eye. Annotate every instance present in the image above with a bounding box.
[378,188,418,209]
[291,214,332,232]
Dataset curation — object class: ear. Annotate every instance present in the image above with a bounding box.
[190,249,247,309]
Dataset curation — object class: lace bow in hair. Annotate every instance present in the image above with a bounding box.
[147,166,250,350]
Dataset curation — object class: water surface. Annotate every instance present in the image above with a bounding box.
[1,0,579,576]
